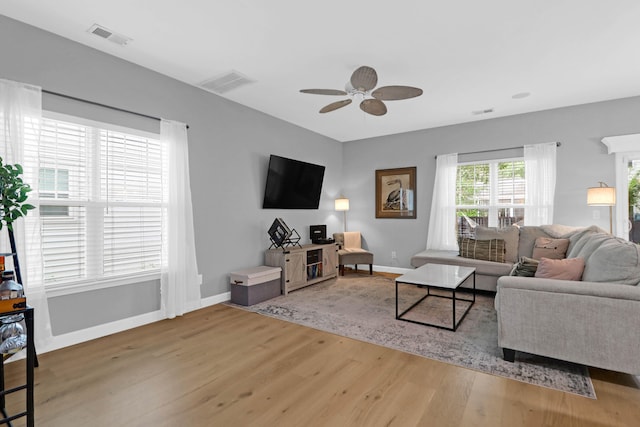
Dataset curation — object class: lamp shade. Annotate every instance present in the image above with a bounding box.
[335,197,350,211]
[587,186,616,206]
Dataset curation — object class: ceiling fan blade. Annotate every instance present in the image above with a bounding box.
[350,66,378,92]
[300,89,348,96]
[360,99,387,116]
[320,99,352,113]
[372,86,423,100]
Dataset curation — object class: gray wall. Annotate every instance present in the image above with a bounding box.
[343,96,640,267]
[3,14,640,336]
[1,16,342,334]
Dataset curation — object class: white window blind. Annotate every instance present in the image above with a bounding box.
[25,115,163,287]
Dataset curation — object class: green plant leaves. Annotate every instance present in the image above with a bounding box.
[0,156,34,229]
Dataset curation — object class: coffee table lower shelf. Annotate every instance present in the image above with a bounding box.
[395,264,476,332]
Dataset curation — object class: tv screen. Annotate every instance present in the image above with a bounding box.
[263,155,325,209]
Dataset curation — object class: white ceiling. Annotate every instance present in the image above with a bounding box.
[3,1,640,142]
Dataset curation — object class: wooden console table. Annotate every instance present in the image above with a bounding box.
[265,243,338,294]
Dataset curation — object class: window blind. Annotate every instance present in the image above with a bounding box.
[25,115,163,287]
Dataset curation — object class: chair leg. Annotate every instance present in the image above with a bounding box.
[354,264,358,272]
[339,265,344,276]
[369,264,373,275]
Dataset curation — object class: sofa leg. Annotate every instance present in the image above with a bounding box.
[339,265,344,276]
[369,264,372,275]
[503,348,516,362]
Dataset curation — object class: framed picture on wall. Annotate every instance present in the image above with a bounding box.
[375,167,417,219]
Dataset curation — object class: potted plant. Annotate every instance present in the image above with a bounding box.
[0,156,35,282]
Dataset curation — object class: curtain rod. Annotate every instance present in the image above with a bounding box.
[435,142,560,159]
[42,89,189,129]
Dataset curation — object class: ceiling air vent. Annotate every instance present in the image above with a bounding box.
[199,71,255,94]
[87,24,132,46]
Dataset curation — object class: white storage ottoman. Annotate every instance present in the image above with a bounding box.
[230,266,282,306]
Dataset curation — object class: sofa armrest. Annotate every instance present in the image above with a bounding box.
[495,276,640,374]
[497,276,640,301]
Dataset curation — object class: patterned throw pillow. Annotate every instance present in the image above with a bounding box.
[509,256,540,277]
[458,238,506,263]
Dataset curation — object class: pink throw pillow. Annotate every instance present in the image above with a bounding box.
[532,237,570,260]
[534,257,585,281]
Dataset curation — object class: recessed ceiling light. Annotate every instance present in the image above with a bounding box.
[512,92,531,99]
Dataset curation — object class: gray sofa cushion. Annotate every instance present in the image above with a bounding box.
[517,226,553,259]
[568,228,640,285]
[475,225,519,263]
[411,250,513,277]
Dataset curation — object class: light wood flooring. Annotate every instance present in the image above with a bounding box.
[3,274,640,426]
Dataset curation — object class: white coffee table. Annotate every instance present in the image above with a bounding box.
[395,263,476,331]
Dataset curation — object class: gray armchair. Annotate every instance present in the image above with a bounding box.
[333,232,373,275]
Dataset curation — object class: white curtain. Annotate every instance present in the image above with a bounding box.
[427,153,459,251]
[160,119,201,319]
[0,79,53,351]
[524,142,557,225]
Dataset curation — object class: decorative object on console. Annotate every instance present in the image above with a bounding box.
[267,218,300,249]
[375,166,416,219]
[334,196,349,232]
[309,224,334,244]
[587,181,616,234]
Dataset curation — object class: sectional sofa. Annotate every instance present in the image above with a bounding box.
[412,224,640,374]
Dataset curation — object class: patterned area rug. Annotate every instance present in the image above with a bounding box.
[228,274,595,398]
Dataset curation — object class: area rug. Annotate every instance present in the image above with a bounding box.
[228,274,596,398]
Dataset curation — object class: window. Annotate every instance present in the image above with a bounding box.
[456,159,525,237]
[24,114,164,288]
[39,168,69,216]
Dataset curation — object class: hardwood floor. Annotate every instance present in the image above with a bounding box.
[4,289,640,426]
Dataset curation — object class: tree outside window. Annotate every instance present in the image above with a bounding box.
[456,159,525,237]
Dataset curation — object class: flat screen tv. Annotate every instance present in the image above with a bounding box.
[263,155,325,209]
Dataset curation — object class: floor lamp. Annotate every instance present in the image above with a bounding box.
[335,196,349,232]
[587,182,616,234]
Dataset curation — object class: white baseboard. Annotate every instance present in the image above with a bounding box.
[201,291,231,308]
[32,290,232,357]
[372,265,413,275]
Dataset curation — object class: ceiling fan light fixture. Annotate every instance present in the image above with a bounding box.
[300,65,422,117]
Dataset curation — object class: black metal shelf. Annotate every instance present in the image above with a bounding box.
[0,306,34,427]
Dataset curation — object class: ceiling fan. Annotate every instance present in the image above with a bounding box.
[300,65,423,116]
